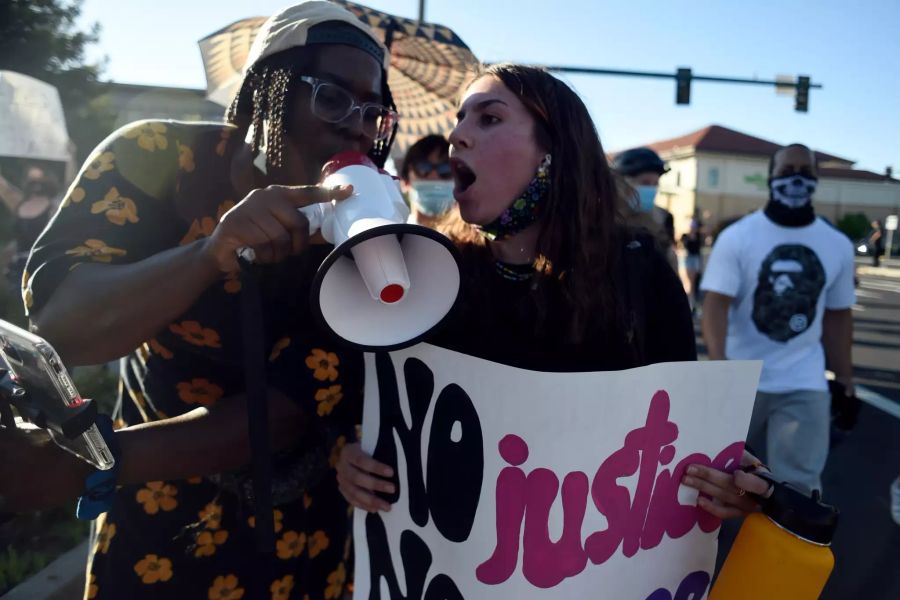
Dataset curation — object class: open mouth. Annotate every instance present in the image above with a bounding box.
[450,158,477,194]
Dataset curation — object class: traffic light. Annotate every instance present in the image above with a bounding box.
[676,67,692,105]
[795,75,810,112]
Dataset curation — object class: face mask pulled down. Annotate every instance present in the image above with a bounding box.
[477,154,551,242]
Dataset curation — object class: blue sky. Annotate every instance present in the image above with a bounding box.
[78,0,899,173]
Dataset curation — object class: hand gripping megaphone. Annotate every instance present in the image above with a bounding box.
[298,152,461,351]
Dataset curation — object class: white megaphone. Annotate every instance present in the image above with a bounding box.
[296,151,461,351]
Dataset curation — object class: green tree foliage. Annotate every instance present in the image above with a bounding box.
[0,0,115,163]
[836,212,871,242]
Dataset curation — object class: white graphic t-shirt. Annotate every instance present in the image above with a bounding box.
[701,211,856,393]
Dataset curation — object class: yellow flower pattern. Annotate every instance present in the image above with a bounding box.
[169,320,221,348]
[62,186,86,208]
[276,531,306,560]
[324,563,346,599]
[65,239,127,263]
[194,529,229,557]
[179,216,216,246]
[37,123,357,598]
[198,501,223,530]
[124,122,168,152]
[148,337,174,359]
[308,530,330,559]
[95,520,116,554]
[135,481,178,514]
[87,573,98,598]
[133,554,173,584]
[208,574,244,600]
[177,141,195,172]
[315,385,343,416]
[270,575,294,600]
[306,349,339,381]
[91,187,140,225]
[248,509,284,533]
[268,337,291,362]
[84,152,115,180]
[329,435,347,469]
[177,378,224,406]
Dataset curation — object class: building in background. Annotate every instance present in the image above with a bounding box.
[618,125,900,237]
[104,83,224,128]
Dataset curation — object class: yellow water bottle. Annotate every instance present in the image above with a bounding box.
[710,476,838,600]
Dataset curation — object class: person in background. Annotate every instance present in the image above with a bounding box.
[398,134,456,226]
[868,219,884,267]
[681,213,705,314]
[0,2,398,597]
[0,166,62,290]
[338,64,773,524]
[701,143,856,495]
[613,147,678,271]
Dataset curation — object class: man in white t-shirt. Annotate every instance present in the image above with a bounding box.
[701,144,855,494]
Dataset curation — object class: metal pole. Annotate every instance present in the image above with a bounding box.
[541,65,823,90]
[418,0,425,21]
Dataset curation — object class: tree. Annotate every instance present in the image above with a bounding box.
[0,0,115,166]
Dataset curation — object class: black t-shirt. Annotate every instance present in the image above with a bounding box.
[684,233,703,256]
[429,236,697,372]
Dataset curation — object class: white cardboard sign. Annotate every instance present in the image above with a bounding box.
[0,71,70,162]
[354,344,761,600]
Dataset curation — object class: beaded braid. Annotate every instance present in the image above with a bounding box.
[368,75,398,168]
[226,60,398,170]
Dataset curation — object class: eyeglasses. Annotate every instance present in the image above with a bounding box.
[298,76,398,142]
[413,160,452,179]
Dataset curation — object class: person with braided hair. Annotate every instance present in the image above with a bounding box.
[1,3,399,598]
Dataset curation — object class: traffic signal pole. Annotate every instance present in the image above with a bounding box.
[539,65,822,112]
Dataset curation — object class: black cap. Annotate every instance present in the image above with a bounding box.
[758,474,839,545]
[306,21,386,67]
[613,147,669,177]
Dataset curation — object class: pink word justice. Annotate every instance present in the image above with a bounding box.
[476,390,743,589]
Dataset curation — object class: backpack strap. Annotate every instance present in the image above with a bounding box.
[621,237,649,366]
[238,259,276,599]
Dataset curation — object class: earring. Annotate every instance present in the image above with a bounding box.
[538,153,552,175]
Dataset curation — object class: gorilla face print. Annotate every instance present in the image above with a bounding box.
[752,245,826,342]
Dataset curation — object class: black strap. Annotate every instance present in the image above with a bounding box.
[238,259,276,598]
[622,239,648,366]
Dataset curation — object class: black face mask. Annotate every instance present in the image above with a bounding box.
[764,174,817,227]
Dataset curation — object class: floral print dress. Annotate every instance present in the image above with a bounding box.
[25,120,363,599]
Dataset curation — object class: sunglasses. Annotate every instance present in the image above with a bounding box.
[413,160,452,179]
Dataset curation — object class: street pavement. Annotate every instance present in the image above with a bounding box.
[819,260,900,599]
[699,258,900,599]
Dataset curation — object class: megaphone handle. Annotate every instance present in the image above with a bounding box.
[298,203,324,235]
[235,203,333,263]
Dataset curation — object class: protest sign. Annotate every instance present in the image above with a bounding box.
[354,344,760,599]
[0,71,70,162]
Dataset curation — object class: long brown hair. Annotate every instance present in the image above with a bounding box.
[443,64,628,343]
